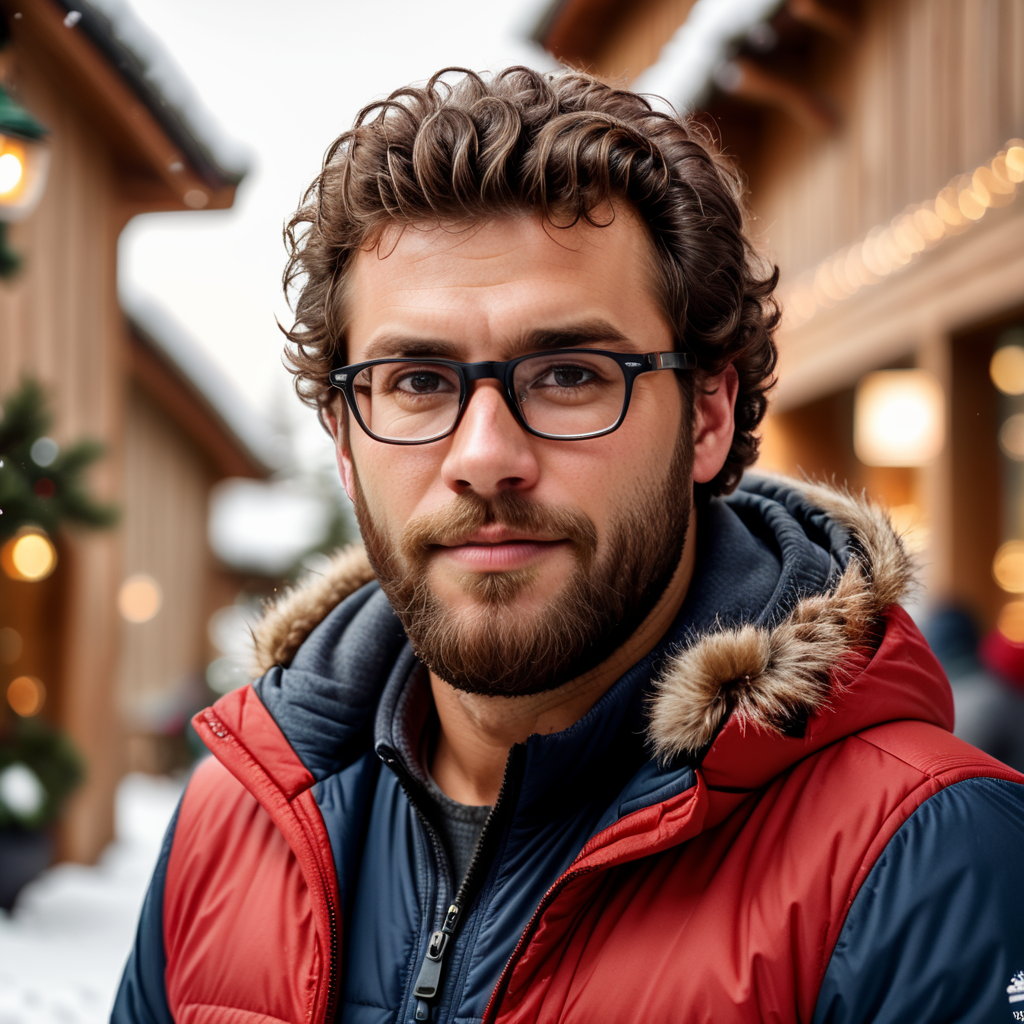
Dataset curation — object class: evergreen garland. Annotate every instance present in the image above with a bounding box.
[0,379,119,541]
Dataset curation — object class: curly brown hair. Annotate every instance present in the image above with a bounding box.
[282,66,778,495]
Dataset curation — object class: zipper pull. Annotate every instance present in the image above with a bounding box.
[412,904,461,1020]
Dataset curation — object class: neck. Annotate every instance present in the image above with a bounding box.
[428,510,698,805]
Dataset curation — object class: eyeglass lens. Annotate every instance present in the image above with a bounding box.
[351,352,628,441]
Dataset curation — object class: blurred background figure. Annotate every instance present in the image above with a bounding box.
[0,0,1021,1018]
[922,605,1024,772]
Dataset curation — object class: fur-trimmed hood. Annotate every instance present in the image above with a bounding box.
[249,476,951,779]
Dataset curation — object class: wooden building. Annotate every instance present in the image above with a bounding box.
[119,302,270,776]
[535,0,1024,634]
[0,0,260,862]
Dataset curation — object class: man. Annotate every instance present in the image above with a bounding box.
[114,67,1024,1023]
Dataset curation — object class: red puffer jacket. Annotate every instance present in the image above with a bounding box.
[149,483,1024,1023]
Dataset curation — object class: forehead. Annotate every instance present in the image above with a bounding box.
[345,207,665,361]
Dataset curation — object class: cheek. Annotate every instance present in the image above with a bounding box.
[350,435,447,524]
[562,384,683,529]
[539,439,665,545]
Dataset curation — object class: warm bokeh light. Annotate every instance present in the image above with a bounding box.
[957,186,986,220]
[892,214,925,254]
[118,573,163,623]
[935,187,966,226]
[912,206,945,241]
[0,150,23,195]
[975,165,1015,206]
[994,541,1024,593]
[999,413,1024,460]
[1,531,58,581]
[1006,145,1024,182]
[854,370,945,466]
[7,675,45,717]
[789,280,817,321]
[998,601,1024,643]
[845,244,877,287]
[0,136,28,202]
[990,345,1024,395]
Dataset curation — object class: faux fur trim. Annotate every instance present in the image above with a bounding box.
[250,544,375,676]
[646,481,916,764]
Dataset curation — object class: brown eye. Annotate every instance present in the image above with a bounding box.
[401,372,445,393]
[551,367,593,388]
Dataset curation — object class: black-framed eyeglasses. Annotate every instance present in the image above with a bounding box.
[328,348,696,445]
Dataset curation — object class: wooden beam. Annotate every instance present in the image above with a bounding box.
[717,57,838,133]
[128,329,267,481]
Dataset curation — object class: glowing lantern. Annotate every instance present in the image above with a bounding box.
[0,84,50,276]
[0,529,57,581]
[853,370,946,467]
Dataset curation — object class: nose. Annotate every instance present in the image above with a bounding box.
[440,381,540,498]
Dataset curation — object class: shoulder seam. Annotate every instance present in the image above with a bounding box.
[850,731,939,779]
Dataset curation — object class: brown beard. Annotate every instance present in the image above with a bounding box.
[352,429,693,696]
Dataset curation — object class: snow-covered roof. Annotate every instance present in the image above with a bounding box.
[631,0,786,111]
[121,289,279,475]
[53,0,247,188]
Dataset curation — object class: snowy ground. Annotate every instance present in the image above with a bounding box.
[0,773,184,1024]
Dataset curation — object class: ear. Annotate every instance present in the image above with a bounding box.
[691,364,739,485]
[324,404,357,502]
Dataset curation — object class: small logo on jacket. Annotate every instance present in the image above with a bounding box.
[1009,970,1024,1006]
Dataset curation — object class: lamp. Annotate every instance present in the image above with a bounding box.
[0,83,50,277]
[853,370,945,466]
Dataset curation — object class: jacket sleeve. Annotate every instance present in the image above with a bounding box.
[110,801,180,1024]
[813,776,1024,1023]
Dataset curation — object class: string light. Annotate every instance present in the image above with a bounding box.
[784,139,1024,327]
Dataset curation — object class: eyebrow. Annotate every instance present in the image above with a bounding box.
[509,320,630,356]
[360,318,631,362]
[362,336,460,360]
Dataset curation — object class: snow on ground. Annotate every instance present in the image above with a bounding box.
[0,772,184,1024]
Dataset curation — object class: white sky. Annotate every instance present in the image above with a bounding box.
[118,0,556,468]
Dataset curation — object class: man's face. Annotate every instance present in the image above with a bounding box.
[335,209,693,694]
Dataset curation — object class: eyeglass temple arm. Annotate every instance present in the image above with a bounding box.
[649,351,696,370]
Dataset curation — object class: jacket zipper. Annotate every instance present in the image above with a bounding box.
[323,870,340,1022]
[385,747,519,1022]
[481,775,704,1022]
[481,862,601,1024]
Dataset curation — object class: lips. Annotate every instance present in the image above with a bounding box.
[435,524,562,548]
[432,530,569,572]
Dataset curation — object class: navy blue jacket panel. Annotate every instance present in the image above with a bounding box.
[814,777,1024,1023]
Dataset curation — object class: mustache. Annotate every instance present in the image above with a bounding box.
[399,491,598,564]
